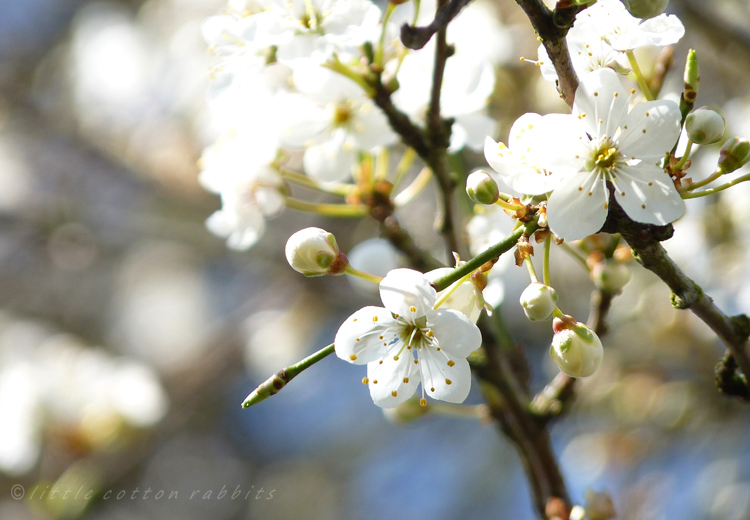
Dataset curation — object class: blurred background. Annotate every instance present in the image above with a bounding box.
[0,0,750,519]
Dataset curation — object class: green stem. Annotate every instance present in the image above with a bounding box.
[280,169,354,197]
[242,343,336,408]
[394,167,433,207]
[434,271,473,309]
[682,172,750,199]
[495,198,525,212]
[681,167,725,192]
[673,139,694,171]
[345,265,384,284]
[430,402,489,419]
[322,57,375,96]
[543,233,552,287]
[560,242,590,271]
[285,197,369,217]
[375,2,396,68]
[525,257,539,283]
[627,51,654,101]
[432,222,538,292]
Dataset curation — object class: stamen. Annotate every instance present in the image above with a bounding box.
[362,377,369,384]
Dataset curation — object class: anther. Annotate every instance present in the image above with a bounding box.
[362,377,369,384]
[420,398,427,407]
[403,377,409,383]
[350,354,357,360]
[391,390,397,397]
[447,360,455,367]
[445,378,452,385]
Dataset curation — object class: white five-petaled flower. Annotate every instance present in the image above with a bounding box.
[543,68,685,240]
[334,269,482,408]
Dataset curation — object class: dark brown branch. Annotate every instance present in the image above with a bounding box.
[474,316,570,517]
[514,0,585,107]
[400,0,474,50]
[603,202,750,392]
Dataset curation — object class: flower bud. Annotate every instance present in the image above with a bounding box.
[680,50,699,117]
[685,107,725,145]
[591,259,631,292]
[520,282,558,322]
[718,137,750,174]
[550,316,603,377]
[620,0,668,19]
[285,227,348,276]
[466,170,500,205]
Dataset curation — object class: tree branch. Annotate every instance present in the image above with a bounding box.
[400,0,474,50]
[605,203,750,392]
[514,0,584,107]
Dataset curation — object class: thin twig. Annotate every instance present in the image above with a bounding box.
[514,0,584,107]
[400,0,474,50]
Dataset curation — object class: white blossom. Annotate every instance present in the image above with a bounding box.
[335,269,482,407]
[543,68,684,240]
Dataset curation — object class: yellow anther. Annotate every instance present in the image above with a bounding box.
[414,359,418,364]
[393,356,399,361]
[373,379,378,384]
[410,306,417,313]
[379,335,384,340]
[350,354,357,361]
[420,398,427,407]
[430,387,435,392]
[362,377,369,384]
[372,316,378,322]
[445,378,452,385]
[403,377,409,383]
[447,360,455,367]
[391,390,398,397]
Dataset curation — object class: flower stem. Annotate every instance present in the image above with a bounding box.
[525,257,539,283]
[345,265,384,284]
[375,2,396,68]
[627,51,654,101]
[280,169,354,197]
[543,233,552,287]
[323,56,376,97]
[432,222,538,292]
[560,242,590,271]
[495,198,525,212]
[680,167,725,192]
[284,197,369,217]
[241,343,336,408]
[429,402,489,420]
[394,167,433,207]
[391,147,417,190]
[681,172,750,199]
[674,140,694,171]
[434,271,473,309]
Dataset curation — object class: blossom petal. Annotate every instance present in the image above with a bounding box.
[419,352,471,404]
[546,169,609,241]
[303,131,355,183]
[614,163,685,225]
[334,306,397,364]
[428,309,482,357]
[574,69,628,138]
[639,14,685,46]
[618,100,681,162]
[379,269,436,318]
[366,354,420,408]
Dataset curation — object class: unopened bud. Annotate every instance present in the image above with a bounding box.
[466,170,500,205]
[591,259,631,292]
[620,0,668,19]
[520,282,559,321]
[718,137,750,174]
[685,107,725,145]
[550,316,603,377]
[680,50,699,118]
[285,227,348,276]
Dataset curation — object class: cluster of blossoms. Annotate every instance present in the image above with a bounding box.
[220,0,750,412]
[199,0,504,250]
